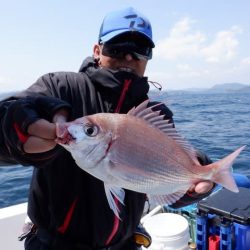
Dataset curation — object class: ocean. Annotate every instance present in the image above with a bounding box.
[0,91,249,208]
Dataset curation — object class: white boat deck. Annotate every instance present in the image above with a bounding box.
[0,203,27,250]
[0,203,163,250]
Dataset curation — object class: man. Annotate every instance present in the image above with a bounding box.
[0,7,214,250]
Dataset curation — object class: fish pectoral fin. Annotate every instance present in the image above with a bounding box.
[104,184,125,219]
[148,190,187,206]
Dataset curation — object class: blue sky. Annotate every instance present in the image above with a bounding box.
[0,0,250,92]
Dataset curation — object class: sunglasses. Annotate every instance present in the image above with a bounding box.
[101,42,152,61]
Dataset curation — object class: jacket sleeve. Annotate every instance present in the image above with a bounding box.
[0,75,72,167]
[148,101,174,123]
[148,100,215,208]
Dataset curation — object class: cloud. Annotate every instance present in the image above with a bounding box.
[241,57,250,65]
[155,18,205,60]
[148,17,248,90]
[176,64,191,71]
[175,64,201,77]
[201,26,242,63]
[154,18,242,64]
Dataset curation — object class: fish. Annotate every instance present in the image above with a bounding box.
[56,100,245,218]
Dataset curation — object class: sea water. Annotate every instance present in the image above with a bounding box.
[0,91,249,208]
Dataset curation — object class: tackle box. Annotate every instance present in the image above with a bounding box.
[196,187,250,250]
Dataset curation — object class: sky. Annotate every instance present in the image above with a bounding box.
[0,0,250,92]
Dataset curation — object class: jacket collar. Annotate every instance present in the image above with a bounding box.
[79,57,149,113]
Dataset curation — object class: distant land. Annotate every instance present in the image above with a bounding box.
[1,83,250,100]
[168,82,250,93]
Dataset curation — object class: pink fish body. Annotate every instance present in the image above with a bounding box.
[57,100,245,218]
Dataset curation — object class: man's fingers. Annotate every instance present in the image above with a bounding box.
[23,138,56,153]
[52,109,69,123]
[55,123,69,138]
[188,184,196,193]
[194,181,214,194]
[27,119,56,139]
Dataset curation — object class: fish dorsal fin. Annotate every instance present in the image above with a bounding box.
[128,100,199,165]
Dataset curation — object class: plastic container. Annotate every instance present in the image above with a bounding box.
[197,187,250,250]
[142,213,190,250]
[208,235,220,250]
[233,222,250,250]
[196,214,208,250]
[164,203,198,243]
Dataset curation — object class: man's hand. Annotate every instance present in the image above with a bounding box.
[23,109,68,153]
[189,180,214,194]
[23,120,57,153]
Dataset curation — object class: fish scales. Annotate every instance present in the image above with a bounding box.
[57,100,245,218]
[110,115,196,178]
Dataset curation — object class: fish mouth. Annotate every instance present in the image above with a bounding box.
[56,132,77,146]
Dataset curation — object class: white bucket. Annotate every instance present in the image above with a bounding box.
[142,213,190,250]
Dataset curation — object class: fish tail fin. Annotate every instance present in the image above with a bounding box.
[209,145,246,192]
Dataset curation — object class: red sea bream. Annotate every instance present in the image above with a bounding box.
[56,100,245,218]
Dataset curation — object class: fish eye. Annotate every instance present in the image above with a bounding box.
[83,124,99,137]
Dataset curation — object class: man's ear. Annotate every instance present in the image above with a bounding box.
[93,44,101,60]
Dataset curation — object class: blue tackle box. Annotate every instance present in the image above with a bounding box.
[196,187,250,250]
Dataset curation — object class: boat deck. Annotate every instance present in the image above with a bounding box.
[0,203,27,250]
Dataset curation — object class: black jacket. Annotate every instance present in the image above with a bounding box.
[0,57,212,249]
